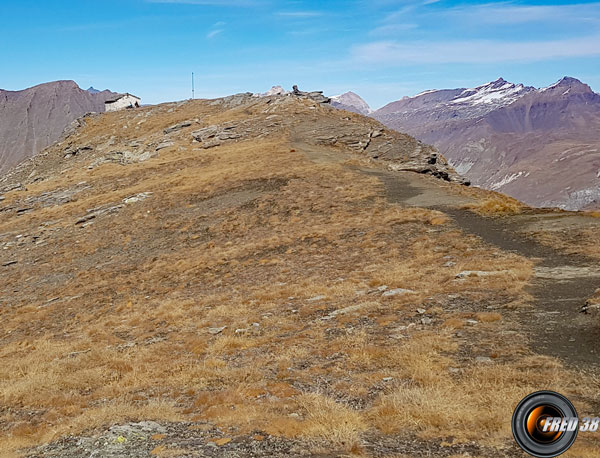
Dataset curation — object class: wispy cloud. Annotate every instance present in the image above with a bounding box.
[352,34,600,64]
[443,1,600,25]
[369,1,600,37]
[369,22,418,36]
[275,11,323,18]
[147,0,264,6]
[207,20,225,39]
[207,29,223,38]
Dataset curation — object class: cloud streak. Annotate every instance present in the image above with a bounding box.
[352,35,600,64]
[370,1,600,38]
[275,11,323,18]
[442,1,600,25]
[147,0,264,6]
[207,29,223,38]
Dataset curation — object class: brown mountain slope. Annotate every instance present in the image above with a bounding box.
[372,77,600,210]
[1,94,599,457]
[0,80,117,173]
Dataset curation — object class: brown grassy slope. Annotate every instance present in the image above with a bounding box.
[0,96,599,456]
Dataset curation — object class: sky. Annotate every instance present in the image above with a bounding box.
[1,0,599,109]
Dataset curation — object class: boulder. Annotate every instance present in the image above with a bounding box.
[164,121,193,134]
[292,85,331,104]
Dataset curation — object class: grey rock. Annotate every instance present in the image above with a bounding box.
[382,288,415,297]
[191,124,243,147]
[122,192,153,204]
[75,204,124,226]
[475,356,493,363]
[89,150,157,169]
[321,302,374,320]
[291,85,331,104]
[455,270,509,279]
[155,141,174,151]
[163,121,193,134]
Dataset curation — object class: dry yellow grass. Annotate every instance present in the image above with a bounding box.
[532,227,600,260]
[0,98,599,456]
[463,195,525,216]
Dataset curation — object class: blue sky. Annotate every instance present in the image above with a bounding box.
[1,0,599,108]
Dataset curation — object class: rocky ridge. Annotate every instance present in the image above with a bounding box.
[0,92,464,194]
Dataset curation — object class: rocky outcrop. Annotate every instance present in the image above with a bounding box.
[192,123,244,149]
[291,107,466,184]
[255,85,331,104]
[291,85,330,104]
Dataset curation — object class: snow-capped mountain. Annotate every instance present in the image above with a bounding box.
[330,91,372,115]
[368,77,600,210]
[375,78,535,123]
[448,78,534,107]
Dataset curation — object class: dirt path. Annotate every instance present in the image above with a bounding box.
[364,168,600,370]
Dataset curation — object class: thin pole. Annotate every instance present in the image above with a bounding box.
[191,72,195,100]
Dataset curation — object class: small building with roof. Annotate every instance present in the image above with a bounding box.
[105,93,141,112]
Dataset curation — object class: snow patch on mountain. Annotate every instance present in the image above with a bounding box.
[450,79,531,106]
[413,89,438,97]
[490,171,530,190]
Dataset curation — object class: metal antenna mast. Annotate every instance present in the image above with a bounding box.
[191,72,195,100]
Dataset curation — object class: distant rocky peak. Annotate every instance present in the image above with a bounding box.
[481,77,510,88]
[542,76,593,94]
[87,86,101,94]
[257,86,288,97]
[466,78,520,93]
[330,91,372,115]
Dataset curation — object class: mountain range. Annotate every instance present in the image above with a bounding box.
[334,77,600,210]
[0,80,117,173]
[1,78,599,210]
